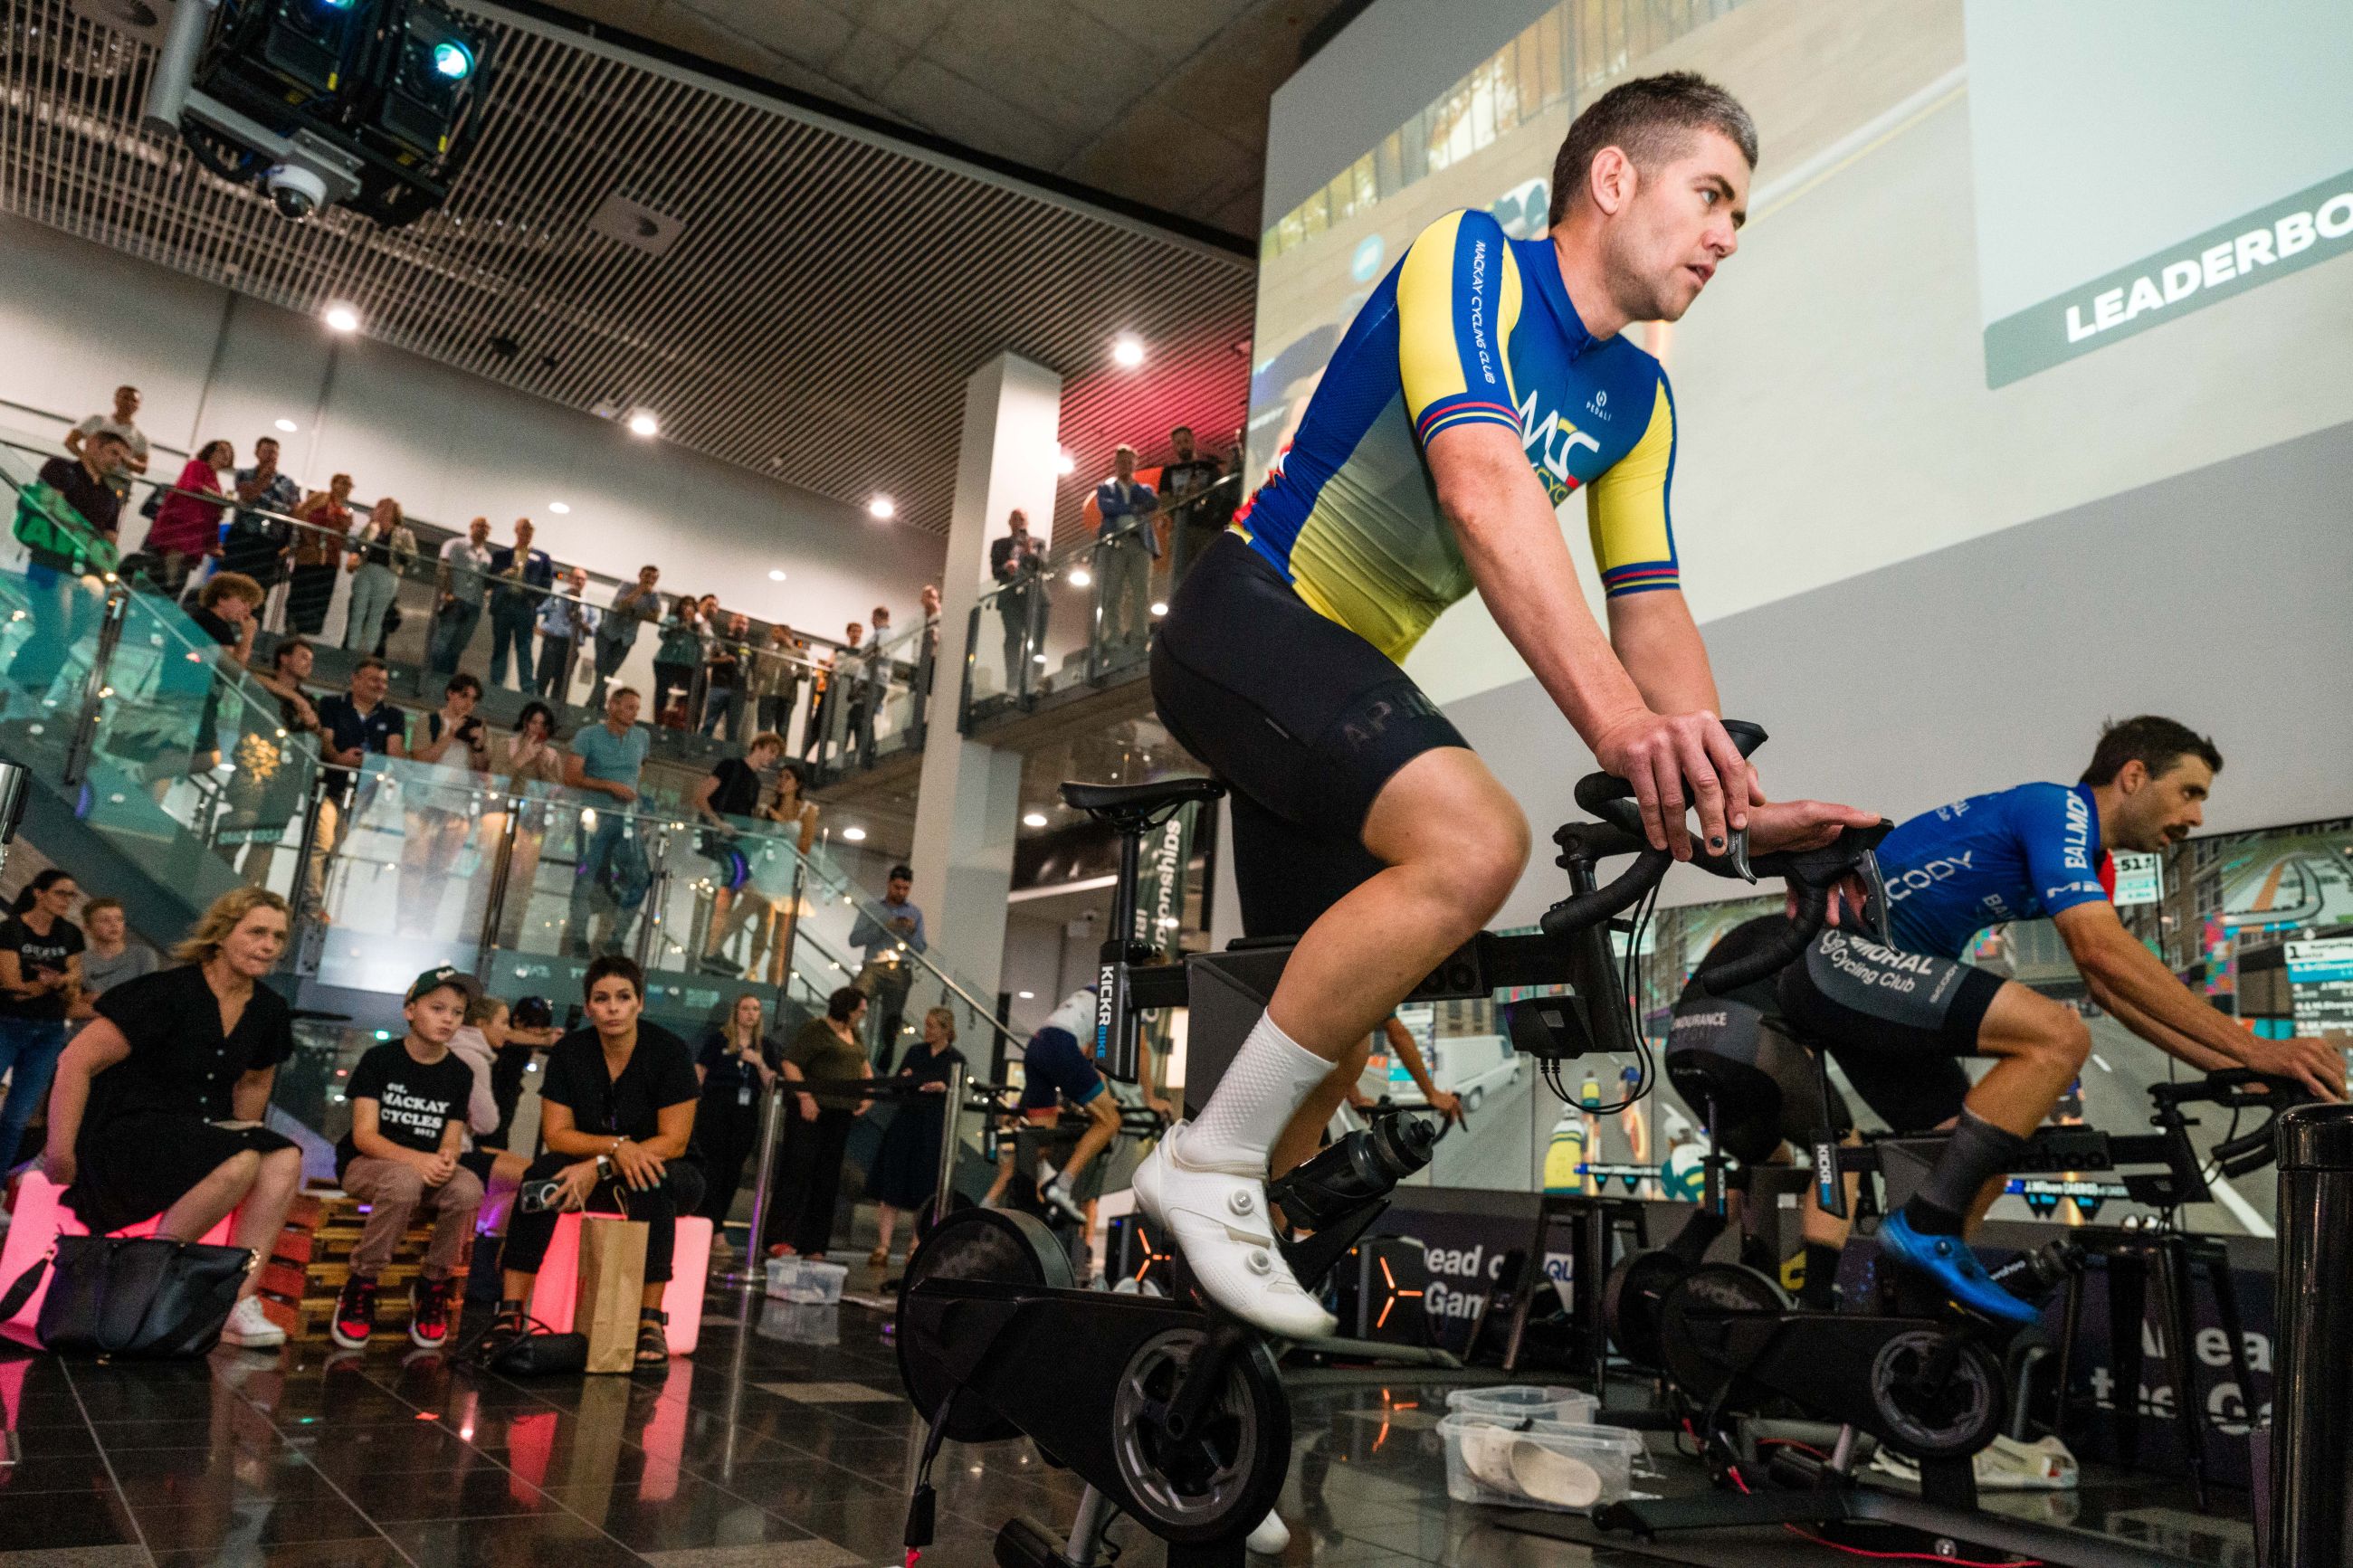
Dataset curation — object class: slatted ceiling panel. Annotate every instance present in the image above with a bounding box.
[0,0,1251,536]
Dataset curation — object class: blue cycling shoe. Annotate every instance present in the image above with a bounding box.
[1877,1210,2039,1326]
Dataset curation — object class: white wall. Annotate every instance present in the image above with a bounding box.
[0,212,943,628]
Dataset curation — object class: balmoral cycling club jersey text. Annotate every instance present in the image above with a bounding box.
[1234,207,1680,662]
[1875,782,2116,960]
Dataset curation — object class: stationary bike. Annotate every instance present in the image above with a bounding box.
[1582,938,2304,1565]
[895,725,1878,1568]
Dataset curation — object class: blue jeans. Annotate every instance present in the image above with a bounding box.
[6,562,104,698]
[344,563,399,651]
[567,812,648,953]
[489,598,537,689]
[700,683,742,738]
[428,599,482,673]
[0,1017,68,1172]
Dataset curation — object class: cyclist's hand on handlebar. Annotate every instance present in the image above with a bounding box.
[1744,796,1884,856]
[1592,709,1755,860]
[2239,1036,2348,1104]
[1424,1088,1466,1127]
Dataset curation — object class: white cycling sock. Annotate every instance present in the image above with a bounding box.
[1179,1010,1331,1174]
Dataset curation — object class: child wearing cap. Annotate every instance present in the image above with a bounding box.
[330,965,486,1350]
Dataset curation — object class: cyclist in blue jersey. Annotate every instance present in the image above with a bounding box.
[1140,72,1874,1338]
[1682,717,2342,1323]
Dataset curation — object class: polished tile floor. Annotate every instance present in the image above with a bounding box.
[0,1277,2255,1568]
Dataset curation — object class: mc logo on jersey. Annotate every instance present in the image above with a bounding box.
[1518,387,1600,504]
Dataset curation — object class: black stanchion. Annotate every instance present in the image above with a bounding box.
[2267,1101,2353,1568]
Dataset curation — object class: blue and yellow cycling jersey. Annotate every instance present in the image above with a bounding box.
[1236,207,1681,662]
[1877,783,2116,960]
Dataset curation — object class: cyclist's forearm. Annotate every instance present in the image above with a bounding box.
[2082,931,2252,1066]
[1607,589,1722,717]
[2086,978,2236,1072]
[1443,448,1645,743]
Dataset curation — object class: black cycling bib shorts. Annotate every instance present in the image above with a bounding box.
[1151,533,1470,938]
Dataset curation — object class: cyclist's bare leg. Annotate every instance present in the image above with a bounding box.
[1272,1032,1373,1183]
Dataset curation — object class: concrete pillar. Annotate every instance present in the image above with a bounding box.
[909,353,1062,1001]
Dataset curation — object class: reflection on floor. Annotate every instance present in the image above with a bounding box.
[0,1287,2255,1568]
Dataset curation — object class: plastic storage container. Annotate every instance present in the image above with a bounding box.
[1444,1385,1599,1428]
[1439,1413,1643,1513]
[765,1257,848,1305]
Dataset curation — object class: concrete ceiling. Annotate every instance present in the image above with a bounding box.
[529,0,1365,239]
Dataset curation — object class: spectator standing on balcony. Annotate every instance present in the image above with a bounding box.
[310,657,406,914]
[693,729,786,975]
[701,613,750,741]
[535,566,596,707]
[430,517,496,676]
[803,622,861,764]
[254,637,320,736]
[988,509,1045,694]
[42,886,304,1348]
[286,473,354,635]
[849,864,926,1071]
[653,595,703,727]
[65,385,149,499]
[919,584,942,690]
[853,604,892,765]
[747,760,819,988]
[1095,445,1160,654]
[170,572,264,784]
[747,623,804,746]
[341,497,414,654]
[1158,424,1227,592]
[488,518,553,691]
[0,870,83,1174]
[486,699,568,951]
[223,436,299,620]
[589,565,662,709]
[147,439,233,598]
[403,672,490,929]
[6,431,125,705]
[565,686,653,956]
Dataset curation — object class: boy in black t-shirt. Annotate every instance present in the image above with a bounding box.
[332,966,487,1350]
[693,731,785,974]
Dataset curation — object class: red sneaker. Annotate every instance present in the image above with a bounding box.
[408,1276,452,1350]
[330,1277,377,1350]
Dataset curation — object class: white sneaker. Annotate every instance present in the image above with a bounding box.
[1132,1123,1336,1341]
[219,1296,286,1349]
[1246,1509,1290,1555]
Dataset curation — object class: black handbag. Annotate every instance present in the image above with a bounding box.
[0,1235,255,1359]
[476,1313,587,1375]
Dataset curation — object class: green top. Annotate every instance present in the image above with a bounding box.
[789,1016,867,1086]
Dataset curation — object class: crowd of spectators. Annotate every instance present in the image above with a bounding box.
[0,870,966,1362]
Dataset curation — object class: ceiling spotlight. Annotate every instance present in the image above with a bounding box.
[273,418,298,433]
[768,568,786,581]
[548,501,571,514]
[1055,449,1076,477]
[842,826,868,842]
[323,303,361,333]
[626,410,660,437]
[1111,333,1146,369]
[1149,601,1168,616]
[1018,990,1035,1001]
[1068,567,1092,588]
[867,494,897,521]
[1022,812,1048,828]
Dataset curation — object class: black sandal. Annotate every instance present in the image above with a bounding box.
[635,1307,669,1366]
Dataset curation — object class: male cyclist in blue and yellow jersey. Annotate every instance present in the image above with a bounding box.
[1141,72,1877,1337]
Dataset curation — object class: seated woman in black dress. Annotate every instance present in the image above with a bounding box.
[41,886,307,1351]
[481,955,704,1367]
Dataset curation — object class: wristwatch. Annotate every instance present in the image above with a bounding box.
[595,1154,614,1180]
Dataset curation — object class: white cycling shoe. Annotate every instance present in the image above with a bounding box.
[1132,1123,1336,1341]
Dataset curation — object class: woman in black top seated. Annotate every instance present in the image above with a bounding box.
[41,887,306,1351]
[482,955,704,1366]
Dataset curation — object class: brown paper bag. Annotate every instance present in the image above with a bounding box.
[576,1216,650,1373]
